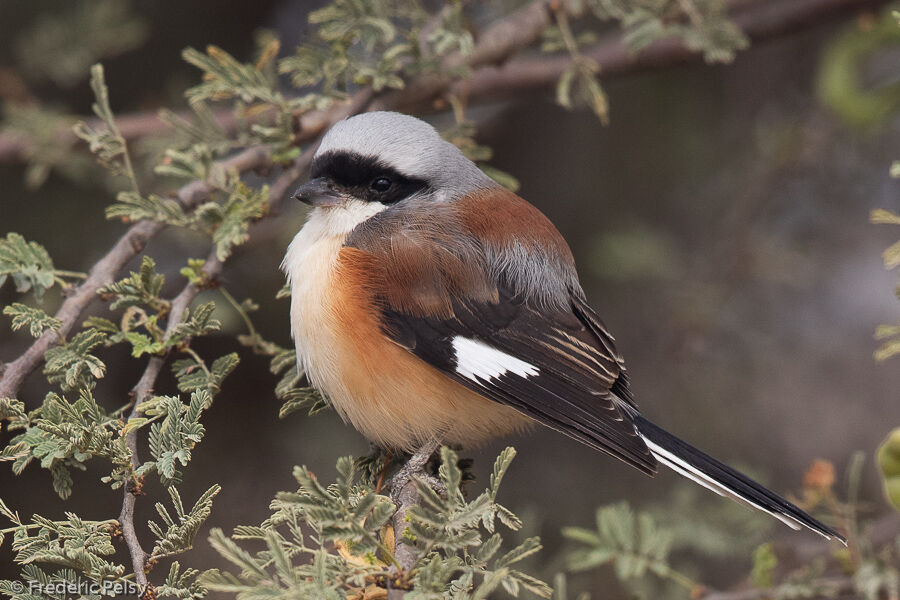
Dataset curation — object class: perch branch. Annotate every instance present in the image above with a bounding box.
[388,439,441,600]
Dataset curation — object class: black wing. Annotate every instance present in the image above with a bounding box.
[380,284,657,474]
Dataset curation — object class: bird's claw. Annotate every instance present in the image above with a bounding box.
[388,439,442,504]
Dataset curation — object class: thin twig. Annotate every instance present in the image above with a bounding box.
[456,0,888,100]
[119,249,224,589]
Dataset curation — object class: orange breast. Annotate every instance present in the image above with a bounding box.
[320,247,530,451]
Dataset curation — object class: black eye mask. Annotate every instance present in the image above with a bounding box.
[311,150,429,204]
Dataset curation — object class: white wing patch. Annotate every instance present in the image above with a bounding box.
[452,336,539,383]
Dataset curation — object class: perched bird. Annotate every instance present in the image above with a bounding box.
[282,111,843,542]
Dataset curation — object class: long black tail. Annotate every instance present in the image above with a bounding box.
[634,416,845,544]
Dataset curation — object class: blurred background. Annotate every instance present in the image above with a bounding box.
[1,0,899,596]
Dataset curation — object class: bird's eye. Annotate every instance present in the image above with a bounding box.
[370,177,392,192]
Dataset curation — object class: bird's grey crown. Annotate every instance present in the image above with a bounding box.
[316,111,495,200]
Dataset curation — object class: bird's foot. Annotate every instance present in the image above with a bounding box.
[388,439,444,504]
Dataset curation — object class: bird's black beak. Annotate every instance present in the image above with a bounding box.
[293,177,342,207]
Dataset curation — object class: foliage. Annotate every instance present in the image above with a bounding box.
[563,502,697,594]
[15,0,148,88]
[583,0,747,62]
[149,485,222,561]
[817,9,900,128]
[200,447,551,600]
[0,233,75,302]
[877,429,900,512]
[557,456,900,600]
[3,303,62,338]
[873,215,900,359]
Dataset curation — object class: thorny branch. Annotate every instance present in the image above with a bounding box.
[119,249,224,590]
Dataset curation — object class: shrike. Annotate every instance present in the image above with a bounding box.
[282,111,843,542]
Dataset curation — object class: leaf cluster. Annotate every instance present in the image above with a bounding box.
[0,390,129,498]
[0,498,125,587]
[149,485,222,560]
[142,390,214,486]
[584,0,747,62]
[563,502,691,593]
[0,233,60,301]
[200,448,551,599]
[404,447,551,599]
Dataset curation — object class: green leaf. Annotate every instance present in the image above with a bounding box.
[183,45,282,106]
[106,191,189,225]
[872,208,900,225]
[172,352,239,394]
[279,387,328,418]
[73,64,138,187]
[124,331,166,357]
[877,428,900,512]
[169,301,221,344]
[875,337,900,362]
[563,502,676,584]
[194,182,269,261]
[751,542,778,587]
[3,303,62,337]
[0,233,57,300]
[43,328,108,391]
[147,390,213,486]
[496,536,542,568]
[99,255,166,311]
[884,239,900,270]
[489,447,516,500]
[150,484,221,559]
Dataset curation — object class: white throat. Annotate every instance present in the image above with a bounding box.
[282,200,387,284]
[282,199,387,330]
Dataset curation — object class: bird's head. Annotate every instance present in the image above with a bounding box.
[293,112,494,217]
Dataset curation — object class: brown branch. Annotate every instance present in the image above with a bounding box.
[119,249,224,589]
[387,440,441,599]
[456,0,888,101]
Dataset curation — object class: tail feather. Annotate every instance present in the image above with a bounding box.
[634,416,846,544]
